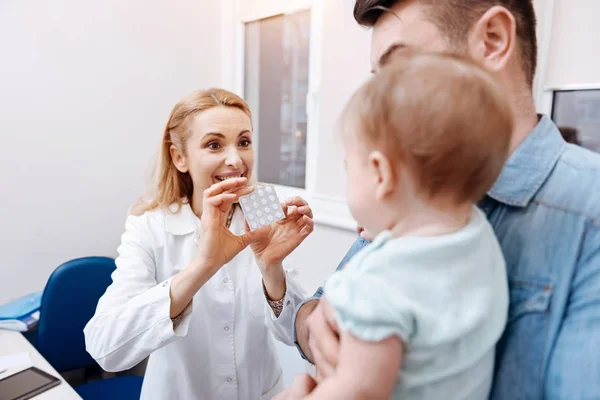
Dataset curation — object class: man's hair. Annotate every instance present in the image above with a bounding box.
[341,52,514,205]
[354,0,537,86]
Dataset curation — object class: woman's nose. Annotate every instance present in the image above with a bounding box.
[225,148,243,168]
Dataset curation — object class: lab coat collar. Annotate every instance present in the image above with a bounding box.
[164,203,198,235]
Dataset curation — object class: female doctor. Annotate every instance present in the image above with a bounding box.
[84,88,312,400]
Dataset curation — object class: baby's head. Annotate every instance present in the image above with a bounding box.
[340,52,514,236]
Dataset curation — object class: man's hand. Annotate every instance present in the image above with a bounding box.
[273,374,317,400]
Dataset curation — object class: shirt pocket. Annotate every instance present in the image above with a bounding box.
[493,276,554,399]
[507,276,553,323]
[260,367,284,399]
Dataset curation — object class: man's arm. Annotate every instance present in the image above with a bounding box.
[294,299,319,361]
[293,237,371,362]
[545,223,600,398]
[263,271,308,346]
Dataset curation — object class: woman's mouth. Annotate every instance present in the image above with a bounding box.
[214,173,246,182]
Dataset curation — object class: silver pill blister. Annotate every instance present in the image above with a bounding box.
[239,184,286,231]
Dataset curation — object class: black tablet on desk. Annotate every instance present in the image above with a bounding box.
[0,366,61,400]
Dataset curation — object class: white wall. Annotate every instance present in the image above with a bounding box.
[0,0,223,304]
[545,0,600,88]
[533,0,551,109]
[314,0,371,199]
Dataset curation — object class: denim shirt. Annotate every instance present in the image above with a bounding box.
[293,116,600,399]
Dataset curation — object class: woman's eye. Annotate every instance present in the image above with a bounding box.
[239,139,252,147]
[207,142,221,150]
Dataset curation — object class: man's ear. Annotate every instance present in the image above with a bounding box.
[467,6,516,74]
[368,150,396,200]
[170,145,188,173]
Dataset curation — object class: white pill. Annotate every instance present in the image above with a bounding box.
[264,207,271,214]
[247,214,254,220]
[266,187,273,193]
[271,204,279,210]
[253,202,259,208]
[269,195,276,201]
[259,219,266,225]
[258,190,265,196]
[261,199,267,205]
[275,212,283,218]
[267,215,273,222]
[250,222,257,229]
[240,197,247,203]
[256,211,263,217]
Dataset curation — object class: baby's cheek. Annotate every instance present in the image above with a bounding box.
[346,191,367,225]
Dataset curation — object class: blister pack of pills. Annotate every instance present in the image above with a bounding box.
[238,184,286,231]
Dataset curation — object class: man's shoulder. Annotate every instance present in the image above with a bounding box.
[535,144,600,222]
[337,236,371,271]
[561,143,600,171]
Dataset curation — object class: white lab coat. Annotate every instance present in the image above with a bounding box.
[84,204,305,400]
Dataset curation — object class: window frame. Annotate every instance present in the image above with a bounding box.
[220,0,358,231]
[220,0,357,231]
[224,0,319,201]
[544,84,600,154]
[534,0,600,117]
[540,83,600,116]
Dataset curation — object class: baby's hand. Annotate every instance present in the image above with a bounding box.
[357,226,374,241]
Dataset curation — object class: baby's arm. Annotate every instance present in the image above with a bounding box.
[306,328,403,399]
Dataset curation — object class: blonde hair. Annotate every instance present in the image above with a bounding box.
[131,88,252,216]
[342,51,514,205]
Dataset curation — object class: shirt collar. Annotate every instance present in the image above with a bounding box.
[487,115,566,207]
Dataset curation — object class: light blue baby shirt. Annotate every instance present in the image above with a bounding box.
[324,206,508,399]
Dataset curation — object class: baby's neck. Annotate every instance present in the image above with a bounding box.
[388,201,472,238]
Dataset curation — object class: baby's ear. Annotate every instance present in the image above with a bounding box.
[368,150,395,200]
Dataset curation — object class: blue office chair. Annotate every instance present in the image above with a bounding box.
[37,256,143,399]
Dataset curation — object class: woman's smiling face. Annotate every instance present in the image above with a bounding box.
[171,106,255,198]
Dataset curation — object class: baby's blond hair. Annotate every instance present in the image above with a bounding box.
[342,51,514,205]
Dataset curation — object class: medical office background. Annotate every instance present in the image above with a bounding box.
[1,0,600,384]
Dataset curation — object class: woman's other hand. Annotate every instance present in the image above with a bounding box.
[248,196,314,301]
[249,196,314,270]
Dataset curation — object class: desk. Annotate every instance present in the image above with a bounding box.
[0,330,81,399]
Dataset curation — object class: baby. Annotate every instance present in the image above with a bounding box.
[290,52,514,399]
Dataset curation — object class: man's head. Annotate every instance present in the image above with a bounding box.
[355,0,537,88]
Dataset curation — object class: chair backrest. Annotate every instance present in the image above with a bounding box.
[36,256,116,372]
